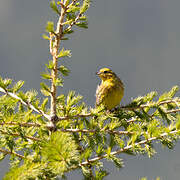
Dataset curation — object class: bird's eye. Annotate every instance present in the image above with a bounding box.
[104,71,108,74]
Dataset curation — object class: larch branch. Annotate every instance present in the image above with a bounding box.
[0,130,41,141]
[0,148,25,159]
[80,130,179,166]
[0,87,50,120]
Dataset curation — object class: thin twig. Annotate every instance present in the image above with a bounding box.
[57,113,92,121]
[50,0,68,121]
[67,0,78,8]
[0,148,25,159]
[0,130,41,141]
[80,130,179,166]
[0,122,41,127]
[0,105,178,128]
[0,122,131,135]
[65,12,82,32]
[121,99,180,111]
[60,128,131,135]
[0,87,50,120]
[59,2,66,9]
[166,109,180,114]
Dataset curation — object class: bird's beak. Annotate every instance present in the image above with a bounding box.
[96,71,100,75]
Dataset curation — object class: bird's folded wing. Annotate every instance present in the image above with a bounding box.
[96,84,112,106]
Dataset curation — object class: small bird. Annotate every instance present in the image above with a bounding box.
[96,67,124,110]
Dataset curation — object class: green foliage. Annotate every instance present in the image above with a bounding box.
[95,170,109,180]
[67,5,80,13]
[41,72,52,80]
[81,166,92,178]
[46,21,54,33]
[50,1,60,15]
[76,21,88,29]
[176,114,180,130]
[80,0,91,14]
[40,82,51,96]
[54,77,64,87]
[57,48,72,58]
[13,80,24,93]
[107,155,124,169]
[42,34,50,40]
[45,60,54,70]
[41,132,79,175]
[158,86,179,102]
[58,65,70,76]
[3,161,54,180]
[41,98,49,111]
[140,177,161,180]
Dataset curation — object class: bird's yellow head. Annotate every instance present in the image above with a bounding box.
[96,68,117,81]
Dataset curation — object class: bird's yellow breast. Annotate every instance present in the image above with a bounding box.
[103,81,124,109]
[96,79,124,110]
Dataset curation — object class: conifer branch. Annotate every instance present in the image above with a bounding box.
[57,113,92,121]
[56,99,180,122]
[0,148,25,159]
[50,0,68,124]
[127,106,180,123]
[63,0,88,32]
[0,87,50,120]
[80,130,179,166]
[0,84,179,126]
[0,122,131,136]
[0,130,41,141]
[58,2,66,10]
[60,128,132,135]
[121,99,180,111]
[67,0,78,8]
[166,109,180,114]
[0,122,41,127]
[66,12,82,31]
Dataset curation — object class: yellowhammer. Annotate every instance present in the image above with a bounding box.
[96,67,124,110]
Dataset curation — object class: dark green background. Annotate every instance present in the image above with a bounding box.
[0,0,180,179]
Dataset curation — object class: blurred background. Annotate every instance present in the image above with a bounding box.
[0,0,180,179]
